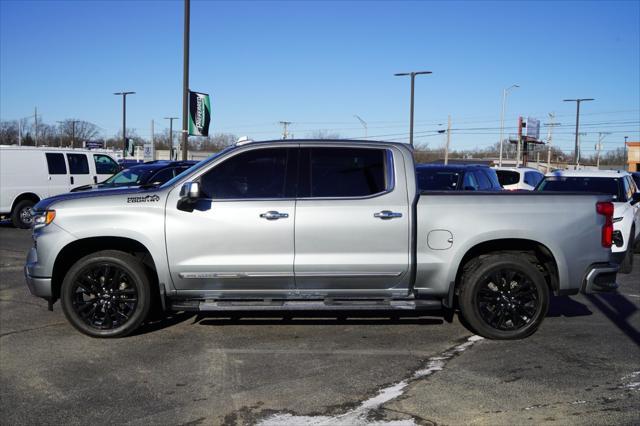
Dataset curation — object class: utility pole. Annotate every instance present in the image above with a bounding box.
[394,70,432,147]
[279,121,292,139]
[34,107,38,146]
[164,117,178,160]
[596,132,611,168]
[181,0,190,161]
[18,119,21,146]
[563,98,594,168]
[114,91,135,158]
[544,114,560,172]
[498,84,519,166]
[354,115,367,139]
[444,115,452,165]
[516,116,523,167]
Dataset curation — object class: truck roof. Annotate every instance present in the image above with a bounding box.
[545,169,630,178]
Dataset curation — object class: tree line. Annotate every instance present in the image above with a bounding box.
[0,119,627,166]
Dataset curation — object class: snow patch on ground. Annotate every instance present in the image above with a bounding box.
[258,335,484,426]
[620,371,640,391]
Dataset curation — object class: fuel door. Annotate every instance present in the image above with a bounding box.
[427,230,453,250]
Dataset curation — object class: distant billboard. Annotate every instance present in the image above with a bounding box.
[85,140,104,149]
[526,117,540,140]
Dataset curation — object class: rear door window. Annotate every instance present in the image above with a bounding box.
[298,147,388,198]
[45,153,67,174]
[66,154,90,174]
[496,170,520,186]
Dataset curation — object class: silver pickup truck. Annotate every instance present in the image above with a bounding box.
[25,140,619,339]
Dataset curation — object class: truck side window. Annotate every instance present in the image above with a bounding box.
[474,170,493,190]
[94,154,119,175]
[199,148,289,199]
[462,172,479,190]
[45,153,67,175]
[524,171,543,187]
[67,154,90,174]
[298,147,387,198]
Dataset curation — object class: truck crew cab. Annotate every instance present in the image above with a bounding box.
[25,140,619,339]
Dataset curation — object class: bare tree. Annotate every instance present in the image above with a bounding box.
[57,119,100,148]
[307,130,341,139]
[0,121,19,145]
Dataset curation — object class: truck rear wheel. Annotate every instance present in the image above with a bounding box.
[458,253,549,340]
[60,250,151,338]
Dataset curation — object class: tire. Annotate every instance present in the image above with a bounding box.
[619,230,634,274]
[60,250,151,338]
[458,253,550,340]
[11,199,35,229]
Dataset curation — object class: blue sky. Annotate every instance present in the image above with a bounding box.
[1,0,639,153]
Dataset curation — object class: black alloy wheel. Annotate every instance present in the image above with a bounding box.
[475,268,540,331]
[70,263,139,330]
[458,253,549,340]
[61,250,151,337]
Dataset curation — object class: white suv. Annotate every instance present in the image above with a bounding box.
[495,167,545,191]
[537,170,640,273]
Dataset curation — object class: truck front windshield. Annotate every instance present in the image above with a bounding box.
[104,168,155,186]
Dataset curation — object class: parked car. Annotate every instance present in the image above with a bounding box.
[416,164,502,191]
[71,160,197,192]
[494,167,544,191]
[0,146,119,228]
[631,171,640,190]
[537,170,640,273]
[26,139,618,339]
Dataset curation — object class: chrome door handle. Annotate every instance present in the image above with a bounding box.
[374,210,402,219]
[260,211,289,220]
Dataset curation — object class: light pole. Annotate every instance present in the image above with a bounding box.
[498,84,519,166]
[394,71,432,147]
[114,91,135,158]
[354,115,367,139]
[181,0,190,161]
[164,117,178,160]
[563,98,594,168]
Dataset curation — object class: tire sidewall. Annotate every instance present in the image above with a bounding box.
[12,200,35,229]
[60,251,151,338]
[460,255,550,340]
[620,230,634,273]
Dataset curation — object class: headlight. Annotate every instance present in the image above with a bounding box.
[33,210,56,228]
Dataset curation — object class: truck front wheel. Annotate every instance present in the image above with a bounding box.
[458,253,549,340]
[60,250,151,338]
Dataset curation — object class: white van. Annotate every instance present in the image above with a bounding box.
[0,146,120,228]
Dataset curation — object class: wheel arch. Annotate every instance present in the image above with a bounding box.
[11,192,41,212]
[51,236,164,309]
[448,238,560,308]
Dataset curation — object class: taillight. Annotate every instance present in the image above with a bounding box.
[596,201,614,248]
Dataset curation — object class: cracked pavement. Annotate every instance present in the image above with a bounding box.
[1,224,639,425]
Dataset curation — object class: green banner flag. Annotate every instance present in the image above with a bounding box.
[188,91,211,136]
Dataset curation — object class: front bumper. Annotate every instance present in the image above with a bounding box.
[24,247,52,298]
[581,263,619,294]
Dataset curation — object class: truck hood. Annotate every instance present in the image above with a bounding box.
[34,187,162,211]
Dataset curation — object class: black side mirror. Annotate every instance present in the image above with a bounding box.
[631,192,640,206]
[177,182,201,212]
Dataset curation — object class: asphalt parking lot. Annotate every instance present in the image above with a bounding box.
[1,224,639,425]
